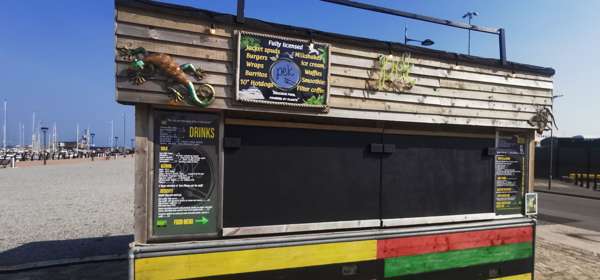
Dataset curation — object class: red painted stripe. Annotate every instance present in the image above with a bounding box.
[377,226,532,259]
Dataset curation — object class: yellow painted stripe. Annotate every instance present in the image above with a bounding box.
[135,240,377,280]
[492,273,532,280]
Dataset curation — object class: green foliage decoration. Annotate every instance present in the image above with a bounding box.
[240,36,261,50]
[377,53,416,92]
[318,47,328,64]
[304,95,325,105]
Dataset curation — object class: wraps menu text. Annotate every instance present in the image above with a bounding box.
[237,32,329,107]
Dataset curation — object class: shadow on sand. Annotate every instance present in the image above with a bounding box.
[0,235,133,269]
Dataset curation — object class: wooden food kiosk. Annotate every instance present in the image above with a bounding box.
[115,1,554,279]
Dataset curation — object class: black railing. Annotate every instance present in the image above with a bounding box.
[235,0,508,64]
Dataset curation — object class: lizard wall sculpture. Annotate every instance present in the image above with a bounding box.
[118,47,215,107]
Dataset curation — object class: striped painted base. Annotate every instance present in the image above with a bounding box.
[199,259,533,280]
[135,226,533,280]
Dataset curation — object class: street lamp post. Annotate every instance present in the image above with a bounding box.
[90,133,96,161]
[41,127,48,165]
[462,11,479,55]
[548,94,564,190]
[404,26,434,46]
[548,128,554,190]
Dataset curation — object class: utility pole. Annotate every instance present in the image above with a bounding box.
[3,99,6,152]
[37,120,41,153]
[87,125,91,150]
[52,122,57,153]
[111,120,114,151]
[18,122,22,148]
[32,112,36,151]
[76,123,80,153]
[123,113,126,150]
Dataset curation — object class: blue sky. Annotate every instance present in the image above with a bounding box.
[1,0,598,146]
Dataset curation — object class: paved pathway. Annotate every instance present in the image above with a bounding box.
[534,181,600,279]
[536,237,600,280]
[535,179,600,200]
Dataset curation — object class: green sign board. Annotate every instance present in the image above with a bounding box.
[152,110,219,237]
[495,133,526,215]
[495,154,524,215]
[236,31,330,108]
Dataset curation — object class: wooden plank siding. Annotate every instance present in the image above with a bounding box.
[115,7,554,129]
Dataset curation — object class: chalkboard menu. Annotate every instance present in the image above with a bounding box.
[236,31,330,108]
[495,154,524,215]
[153,111,219,237]
[495,133,525,215]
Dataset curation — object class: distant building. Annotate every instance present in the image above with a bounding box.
[535,137,600,179]
[60,141,78,149]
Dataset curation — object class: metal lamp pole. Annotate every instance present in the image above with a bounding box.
[404,26,435,46]
[462,12,479,55]
[90,133,96,161]
[548,128,553,190]
[41,127,48,165]
[548,94,564,190]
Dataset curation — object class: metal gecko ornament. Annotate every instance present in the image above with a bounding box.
[528,106,557,134]
[118,47,215,107]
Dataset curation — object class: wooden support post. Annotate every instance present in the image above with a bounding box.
[134,104,150,243]
[528,133,535,193]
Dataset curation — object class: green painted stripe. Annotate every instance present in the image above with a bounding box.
[384,242,532,278]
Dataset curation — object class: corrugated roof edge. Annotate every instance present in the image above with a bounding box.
[116,0,556,77]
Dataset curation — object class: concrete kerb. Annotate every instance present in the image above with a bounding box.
[535,188,600,201]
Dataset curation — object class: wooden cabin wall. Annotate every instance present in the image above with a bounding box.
[115,7,553,130]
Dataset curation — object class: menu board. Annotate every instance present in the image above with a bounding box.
[153,111,219,237]
[497,134,526,155]
[236,31,330,108]
[495,154,524,215]
[495,132,525,215]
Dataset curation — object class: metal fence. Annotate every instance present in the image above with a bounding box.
[535,137,600,190]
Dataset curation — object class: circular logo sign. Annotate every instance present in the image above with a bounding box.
[269,58,301,90]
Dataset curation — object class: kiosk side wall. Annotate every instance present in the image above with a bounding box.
[115,7,553,130]
[118,2,549,279]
